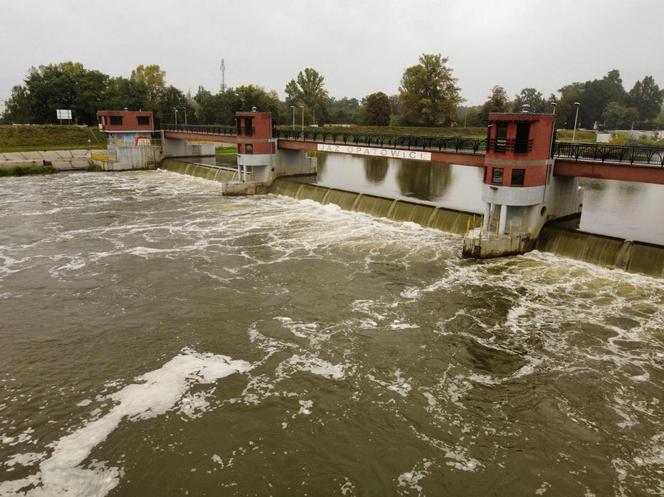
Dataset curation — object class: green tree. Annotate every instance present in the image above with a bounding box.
[285,68,329,124]
[235,85,280,118]
[578,69,627,128]
[153,85,190,126]
[130,64,166,107]
[628,76,663,122]
[456,105,483,127]
[555,83,584,129]
[2,85,32,123]
[326,97,361,125]
[602,101,639,129]
[512,88,547,113]
[103,77,149,112]
[399,53,462,126]
[194,87,239,124]
[480,86,510,122]
[363,92,391,126]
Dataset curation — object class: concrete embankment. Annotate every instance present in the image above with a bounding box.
[162,160,664,278]
[161,159,266,194]
[0,149,94,171]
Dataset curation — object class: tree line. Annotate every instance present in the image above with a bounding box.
[2,56,663,130]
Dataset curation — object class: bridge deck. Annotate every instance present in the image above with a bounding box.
[162,125,664,185]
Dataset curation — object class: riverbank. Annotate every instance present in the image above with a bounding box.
[0,163,57,176]
[0,149,97,172]
[0,125,105,153]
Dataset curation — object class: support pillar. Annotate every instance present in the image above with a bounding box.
[498,204,508,235]
[483,202,491,233]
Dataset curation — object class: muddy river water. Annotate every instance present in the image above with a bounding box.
[0,171,663,496]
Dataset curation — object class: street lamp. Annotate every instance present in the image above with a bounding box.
[290,105,295,131]
[572,101,580,143]
[174,108,178,126]
[183,107,188,126]
[300,106,305,138]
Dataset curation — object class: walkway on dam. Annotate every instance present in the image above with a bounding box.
[161,124,664,185]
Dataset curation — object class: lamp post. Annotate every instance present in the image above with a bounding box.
[572,101,580,143]
[183,107,188,126]
[174,108,178,126]
[290,105,295,131]
[300,106,304,139]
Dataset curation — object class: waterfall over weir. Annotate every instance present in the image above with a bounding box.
[536,226,664,277]
[269,179,481,235]
[160,159,663,278]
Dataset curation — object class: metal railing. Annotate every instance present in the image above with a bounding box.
[275,129,487,154]
[554,142,664,166]
[161,124,664,167]
[486,138,533,154]
[162,124,236,135]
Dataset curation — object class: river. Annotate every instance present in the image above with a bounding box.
[0,171,663,497]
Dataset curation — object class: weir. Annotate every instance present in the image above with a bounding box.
[162,160,664,278]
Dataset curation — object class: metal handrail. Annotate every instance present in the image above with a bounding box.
[161,124,664,167]
[162,123,236,135]
[486,139,533,154]
[554,141,664,166]
[274,129,487,154]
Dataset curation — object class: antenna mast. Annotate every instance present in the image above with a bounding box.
[220,58,226,93]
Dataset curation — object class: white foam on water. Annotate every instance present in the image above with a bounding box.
[274,316,319,339]
[278,354,346,380]
[0,348,251,497]
[389,320,419,330]
[3,453,46,468]
[339,477,355,496]
[368,370,412,398]
[397,459,432,494]
[297,400,313,416]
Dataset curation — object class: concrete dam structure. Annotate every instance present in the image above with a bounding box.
[161,159,664,278]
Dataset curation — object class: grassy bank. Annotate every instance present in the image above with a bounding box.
[0,164,58,177]
[0,125,106,153]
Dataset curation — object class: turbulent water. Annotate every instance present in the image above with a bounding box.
[1,171,663,497]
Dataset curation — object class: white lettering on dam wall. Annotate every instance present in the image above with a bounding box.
[316,144,432,161]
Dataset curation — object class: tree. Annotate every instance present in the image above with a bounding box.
[578,69,627,128]
[2,85,32,123]
[152,85,190,126]
[602,101,639,129]
[480,86,510,122]
[285,68,329,124]
[512,88,548,113]
[326,97,361,125]
[130,64,166,106]
[235,85,280,118]
[104,77,149,112]
[555,83,584,129]
[398,53,462,126]
[363,92,391,126]
[628,76,663,122]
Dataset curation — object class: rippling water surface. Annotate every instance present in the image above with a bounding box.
[1,171,663,497]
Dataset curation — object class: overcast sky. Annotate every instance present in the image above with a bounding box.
[1,0,663,108]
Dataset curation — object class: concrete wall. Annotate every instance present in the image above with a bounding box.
[162,137,215,157]
[0,149,93,171]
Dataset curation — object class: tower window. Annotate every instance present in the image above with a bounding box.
[110,116,123,126]
[492,167,504,184]
[511,169,525,185]
[137,116,150,126]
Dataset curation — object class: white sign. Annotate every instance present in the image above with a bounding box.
[56,109,72,120]
[317,143,431,161]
